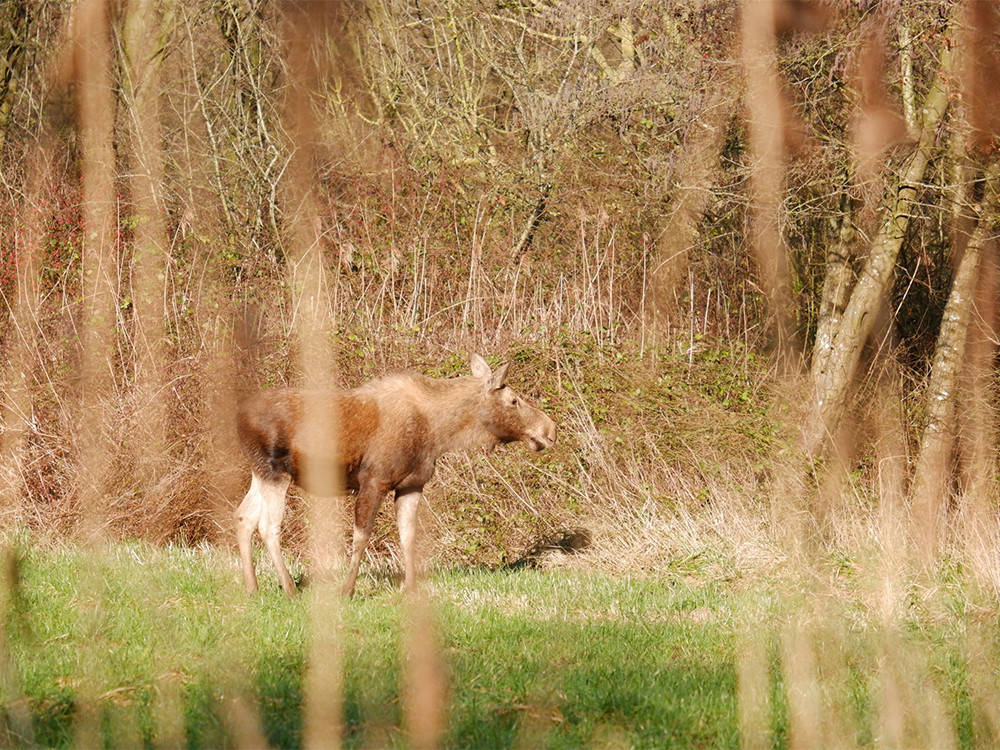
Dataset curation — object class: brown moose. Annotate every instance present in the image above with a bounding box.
[235,354,557,597]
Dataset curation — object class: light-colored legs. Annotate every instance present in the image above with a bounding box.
[235,472,295,598]
[235,477,262,594]
[395,490,422,592]
[239,475,423,599]
[341,487,422,597]
[341,486,384,598]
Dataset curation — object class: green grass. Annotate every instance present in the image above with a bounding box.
[0,540,996,748]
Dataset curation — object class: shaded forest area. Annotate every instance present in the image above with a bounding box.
[0,0,999,571]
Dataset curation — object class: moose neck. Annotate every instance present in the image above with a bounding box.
[422,376,499,456]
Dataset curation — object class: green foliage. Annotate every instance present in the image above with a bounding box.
[551,332,781,463]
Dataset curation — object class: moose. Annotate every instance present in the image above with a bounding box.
[235,354,557,597]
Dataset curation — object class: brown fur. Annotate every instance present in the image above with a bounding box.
[235,355,557,597]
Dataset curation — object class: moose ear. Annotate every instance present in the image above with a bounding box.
[471,355,510,391]
[470,354,492,380]
[488,363,510,391]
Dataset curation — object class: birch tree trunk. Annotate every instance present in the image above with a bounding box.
[910,199,990,558]
[955,0,1000,556]
[958,229,999,551]
[911,0,1000,553]
[805,36,953,456]
[812,189,856,370]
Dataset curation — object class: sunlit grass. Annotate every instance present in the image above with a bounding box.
[0,539,996,748]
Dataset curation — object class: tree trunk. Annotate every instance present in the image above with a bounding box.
[811,188,857,373]
[910,202,988,558]
[955,0,1000,558]
[906,0,1000,549]
[805,36,953,456]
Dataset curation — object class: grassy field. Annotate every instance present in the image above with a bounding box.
[0,538,994,749]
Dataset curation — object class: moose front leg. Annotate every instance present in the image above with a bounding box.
[342,482,386,598]
[394,489,422,592]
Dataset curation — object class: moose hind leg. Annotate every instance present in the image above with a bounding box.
[257,474,296,598]
[236,474,265,594]
[395,489,422,592]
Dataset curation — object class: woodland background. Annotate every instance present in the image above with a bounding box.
[0,0,999,579]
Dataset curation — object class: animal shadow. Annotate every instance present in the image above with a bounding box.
[502,527,592,571]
